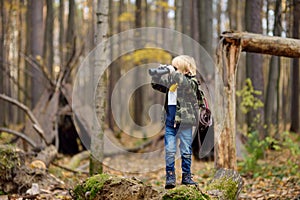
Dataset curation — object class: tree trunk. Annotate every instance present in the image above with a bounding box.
[245,0,265,138]
[290,0,300,133]
[265,0,282,136]
[90,0,109,175]
[43,0,54,77]
[133,0,144,126]
[65,0,76,83]
[27,0,44,108]
[17,0,26,124]
[198,0,213,57]
[174,0,182,32]
[215,39,240,170]
[0,0,5,126]
[59,0,65,67]
[217,30,300,169]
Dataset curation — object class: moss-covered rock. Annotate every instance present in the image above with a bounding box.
[72,174,160,200]
[0,145,64,194]
[0,145,24,193]
[72,169,243,200]
[162,185,210,200]
[205,168,243,200]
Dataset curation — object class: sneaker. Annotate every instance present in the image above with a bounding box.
[181,173,198,185]
[165,171,176,189]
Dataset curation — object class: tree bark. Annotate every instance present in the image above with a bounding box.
[245,0,265,138]
[0,0,5,126]
[215,39,240,170]
[27,0,44,108]
[198,0,213,57]
[43,0,54,77]
[59,0,65,67]
[65,0,76,83]
[290,0,300,133]
[217,30,300,169]
[30,145,57,169]
[90,0,109,175]
[133,0,144,126]
[265,0,282,136]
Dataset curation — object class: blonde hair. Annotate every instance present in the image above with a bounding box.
[171,55,197,76]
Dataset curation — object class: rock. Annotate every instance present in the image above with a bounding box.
[206,168,243,200]
[0,145,64,194]
[26,183,40,195]
[72,174,161,200]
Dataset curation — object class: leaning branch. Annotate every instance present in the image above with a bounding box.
[221,31,300,58]
[0,127,37,148]
[0,94,48,144]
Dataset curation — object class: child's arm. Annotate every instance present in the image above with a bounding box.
[170,72,198,94]
[151,75,170,93]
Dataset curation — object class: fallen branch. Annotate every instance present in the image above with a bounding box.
[221,31,300,58]
[0,127,37,148]
[30,145,57,169]
[0,93,48,145]
[51,162,89,175]
[68,151,90,170]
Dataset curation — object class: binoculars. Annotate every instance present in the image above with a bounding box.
[148,64,173,76]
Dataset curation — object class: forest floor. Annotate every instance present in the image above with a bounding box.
[0,131,299,199]
[46,132,300,200]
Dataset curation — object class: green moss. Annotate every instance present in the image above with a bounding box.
[73,173,110,200]
[206,176,238,200]
[0,145,21,180]
[162,185,210,200]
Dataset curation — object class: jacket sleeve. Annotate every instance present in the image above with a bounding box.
[170,72,198,95]
[151,75,170,93]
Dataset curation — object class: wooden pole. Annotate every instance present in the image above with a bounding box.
[215,39,241,170]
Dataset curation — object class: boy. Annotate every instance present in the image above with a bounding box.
[151,55,201,189]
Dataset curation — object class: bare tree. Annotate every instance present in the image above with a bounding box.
[59,0,65,67]
[245,0,265,138]
[198,0,213,56]
[0,0,6,126]
[265,0,282,136]
[133,0,144,126]
[26,0,44,108]
[90,0,109,175]
[290,0,300,133]
[43,0,54,77]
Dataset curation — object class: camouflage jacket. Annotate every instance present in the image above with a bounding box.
[152,71,204,126]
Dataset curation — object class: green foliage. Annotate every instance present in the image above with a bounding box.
[162,185,210,200]
[206,176,238,200]
[239,131,300,179]
[281,131,300,156]
[236,78,264,114]
[239,131,279,174]
[73,173,110,200]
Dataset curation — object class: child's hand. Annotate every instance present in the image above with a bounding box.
[166,65,176,73]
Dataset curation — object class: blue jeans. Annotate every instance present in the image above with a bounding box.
[165,125,193,173]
